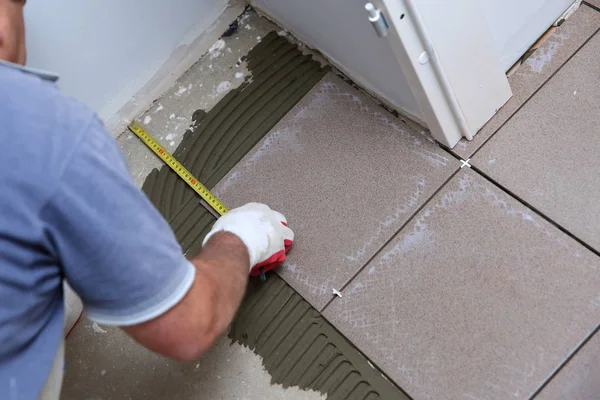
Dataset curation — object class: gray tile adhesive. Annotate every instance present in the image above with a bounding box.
[142,32,410,400]
[231,276,409,399]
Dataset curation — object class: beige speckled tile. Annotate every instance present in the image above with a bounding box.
[452,4,600,159]
[323,169,600,400]
[536,330,600,400]
[472,32,600,252]
[212,72,459,309]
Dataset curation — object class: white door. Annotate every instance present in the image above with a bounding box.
[376,0,579,147]
[377,0,513,147]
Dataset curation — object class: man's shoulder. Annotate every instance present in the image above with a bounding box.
[0,64,95,139]
[0,64,98,202]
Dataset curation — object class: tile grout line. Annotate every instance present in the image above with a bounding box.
[583,1,600,12]
[451,23,600,161]
[319,167,461,313]
[443,145,600,257]
[440,153,600,398]
[468,164,600,258]
[529,322,600,399]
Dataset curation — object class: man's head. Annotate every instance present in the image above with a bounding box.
[0,0,26,64]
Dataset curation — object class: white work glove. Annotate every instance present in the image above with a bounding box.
[202,203,294,276]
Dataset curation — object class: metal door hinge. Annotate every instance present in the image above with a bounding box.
[365,3,389,37]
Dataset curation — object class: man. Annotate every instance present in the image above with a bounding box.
[0,1,294,398]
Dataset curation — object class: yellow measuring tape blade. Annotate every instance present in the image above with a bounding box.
[128,120,229,216]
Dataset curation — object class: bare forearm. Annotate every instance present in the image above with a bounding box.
[122,203,292,362]
[189,231,249,342]
[123,232,249,361]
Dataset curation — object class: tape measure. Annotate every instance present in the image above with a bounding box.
[129,120,271,281]
[128,121,229,216]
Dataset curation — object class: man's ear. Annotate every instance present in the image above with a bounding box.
[0,0,26,64]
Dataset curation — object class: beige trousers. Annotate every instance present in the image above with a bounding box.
[38,283,82,400]
[38,339,65,400]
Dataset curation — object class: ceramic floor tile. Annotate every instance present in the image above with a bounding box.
[452,4,600,159]
[212,72,458,309]
[472,32,600,252]
[536,330,600,400]
[323,168,600,400]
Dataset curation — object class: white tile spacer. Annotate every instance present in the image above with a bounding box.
[332,288,343,298]
[460,158,471,169]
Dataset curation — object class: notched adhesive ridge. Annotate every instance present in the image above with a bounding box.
[230,276,410,400]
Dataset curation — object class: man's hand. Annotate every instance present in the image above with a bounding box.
[203,203,294,276]
[123,203,293,362]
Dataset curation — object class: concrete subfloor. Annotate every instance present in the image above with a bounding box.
[62,319,324,400]
[117,10,277,188]
[60,10,324,400]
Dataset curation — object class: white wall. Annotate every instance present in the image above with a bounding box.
[24,0,232,130]
[251,0,424,122]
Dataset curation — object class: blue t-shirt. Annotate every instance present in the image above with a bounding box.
[0,62,195,399]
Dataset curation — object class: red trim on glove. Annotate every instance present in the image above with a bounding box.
[282,221,292,252]
[250,221,293,276]
[250,249,286,276]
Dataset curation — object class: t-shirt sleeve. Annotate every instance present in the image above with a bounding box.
[41,117,195,326]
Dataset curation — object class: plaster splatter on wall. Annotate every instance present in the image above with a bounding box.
[208,39,226,59]
[91,322,107,334]
[175,86,188,96]
[215,80,232,94]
